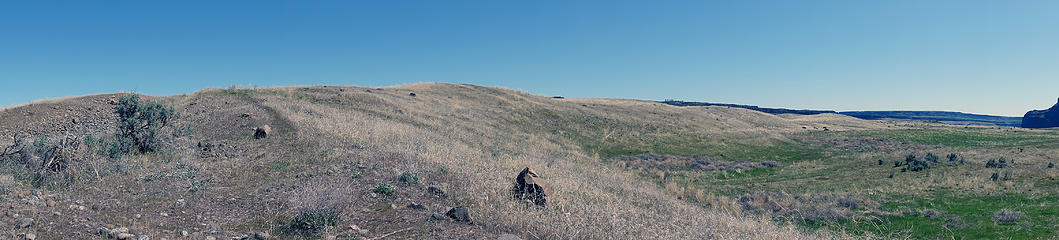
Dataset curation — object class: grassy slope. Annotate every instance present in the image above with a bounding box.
[1,83,823,239]
[6,83,1055,239]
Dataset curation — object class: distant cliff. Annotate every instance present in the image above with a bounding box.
[660,100,838,115]
[840,111,1022,127]
[1022,98,1059,128]
[660,100,1022,127]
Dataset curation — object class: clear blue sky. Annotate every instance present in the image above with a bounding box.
[2,1,1057,116]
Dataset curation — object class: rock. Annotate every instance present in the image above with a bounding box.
[511,167,552,206]
[252,232,270,240]
[445,206,471,223]
[422,212,445,222]
[17,217,33,228]
[22,233,36,240]
[350,225,368,234]
[46,199,56,207]
[206,237,216,240]
[408,92,416,97]
[116,233,136,240]
[253,125,271,139]
[497,234,523,240]
[1023,98,1059,128]
[427,186,447,198]
[406,203,426,210]
[180,231,189,237]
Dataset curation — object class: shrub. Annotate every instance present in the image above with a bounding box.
[289,208,339,235]
[946,153,964,165]
[373,183,395,196]
[905,154,930,172]
[113,94,175,155]
[993,209,1023,225]
[398,171,419,185]
[924,153,939,164]
[986,157,1007,168]
[877,159,883,166]
[1048,162,1054,168]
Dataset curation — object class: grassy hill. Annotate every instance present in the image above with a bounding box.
[1,83,1056,239]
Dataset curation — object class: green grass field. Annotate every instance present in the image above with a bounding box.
[572,125,1059,239]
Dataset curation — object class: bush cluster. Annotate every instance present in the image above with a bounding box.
[985,157,1008,169]
[373,183,395,196]
[288,208,339,235]
[993,209,1023,225]
[894,153,960,172]
[398,171,419,185]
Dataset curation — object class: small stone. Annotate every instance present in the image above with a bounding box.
[350,225,368,234]
[181,231,189,237]
[160,212,168,217]
[116,233,135,240]
[134,214,142,219]
[206,237,216,240]
[46,199,56,207]
[23,233,36,240]
[406,203,426,210]
[497,234,523,240]
[252,232,270,240]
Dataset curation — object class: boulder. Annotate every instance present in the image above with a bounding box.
[1023,98,1059,128]
[253,125,271,139]
[445,206,471,223]
[512,167,552,206]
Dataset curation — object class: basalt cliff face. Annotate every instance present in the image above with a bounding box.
[1022,98,1059,128]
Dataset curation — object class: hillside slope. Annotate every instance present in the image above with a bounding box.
[0,83,878,239]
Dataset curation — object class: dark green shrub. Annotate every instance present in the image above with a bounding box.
[289,208,339,235]
[986,157,1007,168]
[373,183,395,196]
[924,153,939,164]
[1049,162,1055,168]
[905,154,930,172]
[113,94,175,155]
[398,171,419,185]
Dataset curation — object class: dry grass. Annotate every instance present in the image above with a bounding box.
[250,83,834,239]
[0,83,892,239]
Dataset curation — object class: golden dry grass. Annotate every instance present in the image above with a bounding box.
[233,83,864,239]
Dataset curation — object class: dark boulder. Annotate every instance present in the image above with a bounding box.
[253,125,271,139]
[445,206,471,223]
[512,167,552,206]
[1022,98,1059,128]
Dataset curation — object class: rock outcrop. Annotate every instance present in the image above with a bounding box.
[253,125,271,139]
[1022,98,1059,128]
[512,167,551,206]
